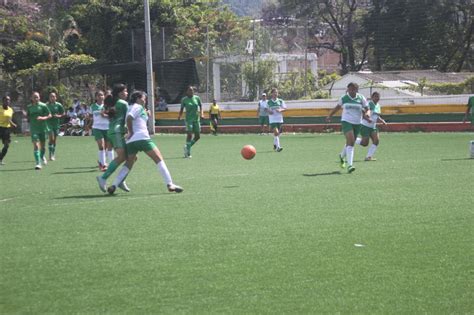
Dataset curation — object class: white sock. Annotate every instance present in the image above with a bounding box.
[340,145,347,158]
[275,136,280,148]
[98,150,106,165]
[112,166,130,186]
[355,138,362,145]
[107,150,114,163]
[157,161,172,185]
[346,146,354,166]
[367,144,378,158]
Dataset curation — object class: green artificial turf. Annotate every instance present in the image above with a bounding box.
[1,132,473,313]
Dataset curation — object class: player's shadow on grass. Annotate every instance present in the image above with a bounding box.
[55,194,112,200]
[303,171,342,177]
[64,166,97,170]
[441,158,473,161]
[52,169,97,175]
[0,168,34,172]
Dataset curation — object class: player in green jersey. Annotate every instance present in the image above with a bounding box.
[463,95,474,126]
[178,86,203,158]
[326,82,371,173]
[463,95,474,158]
[46,92,65,161]
[26,92,51,170]
[107,91,183,194]
[96,84,131,193]
[355,92,387,161]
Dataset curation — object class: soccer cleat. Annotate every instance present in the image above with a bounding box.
[50,155,56,161]
[365,156,376,161]
[118,181,131,192]
[96,176,107,192]
[167,183,184,193]
[347,165,356,173]
[276,147,283,152]
[273,144,277,151]
[339,155,346,169]
[42,156,48,165]
[107,185,116,195]
[35,164,42,170]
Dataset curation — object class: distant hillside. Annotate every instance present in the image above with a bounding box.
[221,0,263,17]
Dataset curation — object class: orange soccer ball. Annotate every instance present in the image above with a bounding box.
[241,145,256,160]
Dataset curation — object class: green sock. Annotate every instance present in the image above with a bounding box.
[190,139,196,147]
[49,144,55,155]
[34,150,40,164]
[40,148,45,159]
[186,142,191,150]
[102,160,119,180]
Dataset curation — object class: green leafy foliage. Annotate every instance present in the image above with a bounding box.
[3,40,49,72]
[242,59,276,100]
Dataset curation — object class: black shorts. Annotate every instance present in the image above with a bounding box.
[0,127,11,144]
[210,114,219,121]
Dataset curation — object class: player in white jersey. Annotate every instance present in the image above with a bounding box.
[257,93,269,134]
[355,91,387,161]
[266,88,286,152]
[107,90,183,194]
[326,82,371,173]
[91,90,114,171]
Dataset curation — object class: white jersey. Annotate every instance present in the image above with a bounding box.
[338,93,368,125]
[258,100,268,116]
[361,101,381,129]
[90,103,109,130]
[126,103,150,144]
[267,98,286,124]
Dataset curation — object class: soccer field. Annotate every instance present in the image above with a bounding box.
[1,132,473,313]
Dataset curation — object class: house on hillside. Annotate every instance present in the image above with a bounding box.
[323,70,474,97]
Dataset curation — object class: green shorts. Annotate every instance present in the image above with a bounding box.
[258,115,269,126]
[341,121,361,138]
[126,139,157,155]
[109,132,126,149]
[93,129,109,141]
[31,132,47,143]
[185,120,201,134]
[270,122,283,131]
[49,127,60,136]
[360,125,378,137]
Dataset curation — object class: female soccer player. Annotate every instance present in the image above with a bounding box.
[91,90,114,171]
[463,95,474,126]
[0,95,17,165]
[107,91,183,194]
[208,99,221,135]
[26,92,51,170]
[356,91,387,161]
[257,92,269,134]
[267,88,286,152]
[46,92,65,161]
[96,84,130,192]
[326,82,371,173]
[178,86,203,158]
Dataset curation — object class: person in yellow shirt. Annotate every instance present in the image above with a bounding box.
[0,96,17,165]
[208,99,222,135]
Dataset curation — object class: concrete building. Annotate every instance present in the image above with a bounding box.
[323,70,473,98]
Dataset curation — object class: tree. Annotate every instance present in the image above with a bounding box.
[365,0,473,71]
[275,0,370,74]
[2,40,48,72]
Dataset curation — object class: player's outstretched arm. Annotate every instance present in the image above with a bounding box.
[326,104,341,122]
